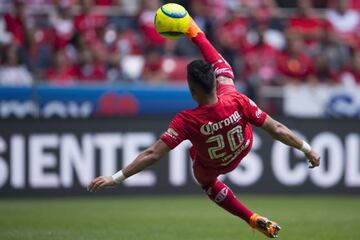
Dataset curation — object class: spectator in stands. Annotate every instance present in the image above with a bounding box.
[88,26,112,63]
[311,26,352,73]
[243,25,279,86]
[105,27,142,81]
[141,47,168,83]
[73,31,89,54]
[74,0,107,43]
[241,24,279,101]
[326,0,360,47]
[312,53,338,84]
[45,50,78,84]
[190,0,215,41]
[337,50,360,85]
[246,0,285,50]
[50,6,75,50]
[244,0,280,21]
[115,27,142,56]
[217,7,248,77]
[138,0,165,47]
[0,0,359,90]
[287,0,325,46]
[0,17,12,45]
[208,0,229,22]
[0,15,10,73]
[0,44,33,86]
[25,22,53,76]
[277,34,315,84]
[3,0,28,46]
[77,47,106,81]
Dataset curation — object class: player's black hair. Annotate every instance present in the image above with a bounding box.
[187,59,215,95]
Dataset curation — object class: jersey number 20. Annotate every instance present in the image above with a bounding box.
[206,125,244,160]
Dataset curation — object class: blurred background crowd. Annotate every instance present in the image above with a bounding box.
[0,0,360,94]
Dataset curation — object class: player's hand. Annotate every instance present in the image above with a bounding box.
[87,176,116,192]
[305,150,320,168]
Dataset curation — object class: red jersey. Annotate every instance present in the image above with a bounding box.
[160,84,267,173]
[4,13,25,46]
[277,52,314,80]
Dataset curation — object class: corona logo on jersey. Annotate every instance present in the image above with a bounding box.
[200,111,241,136]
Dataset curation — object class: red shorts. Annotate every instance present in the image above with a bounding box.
[190,148,243,186]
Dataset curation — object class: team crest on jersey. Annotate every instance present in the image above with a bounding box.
[200,111,241,135]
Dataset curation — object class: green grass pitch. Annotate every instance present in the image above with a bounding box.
[0,195,359,240]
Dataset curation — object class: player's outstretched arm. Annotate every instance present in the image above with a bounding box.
[185,18,235,86]
[87,140,170,192]
[261,115,320,168]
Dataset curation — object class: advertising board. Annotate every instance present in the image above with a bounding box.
[0,117,359,197]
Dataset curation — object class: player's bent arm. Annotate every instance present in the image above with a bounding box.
[87,140,170,192]
[217,76,234,86]
[261,115,320,168]
[121,139,170,179]
[185,19,235,83]
[261,115,302,149]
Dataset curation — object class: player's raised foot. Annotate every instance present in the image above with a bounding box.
[249,213,281,238]
[185,17,203,38]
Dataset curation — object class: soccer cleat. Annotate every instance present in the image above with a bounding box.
[185,17,203,38]
[249,213,281,238]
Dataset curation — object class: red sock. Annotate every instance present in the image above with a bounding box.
[192,33,234,79]
[203,179,253,223]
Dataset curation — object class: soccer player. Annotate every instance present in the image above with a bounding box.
[88,19,320,238]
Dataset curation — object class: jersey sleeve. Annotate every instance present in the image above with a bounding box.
[160,113,188,149]
[242,96,267,127]
[213,57,237,96]
[212,56,234,79]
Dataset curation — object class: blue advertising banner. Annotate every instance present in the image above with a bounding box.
[0,84,196,118]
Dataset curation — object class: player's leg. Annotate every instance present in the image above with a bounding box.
[193,165,281,238]
[185,18,235,80]
[192,163,253,222]
[201,178,254,222]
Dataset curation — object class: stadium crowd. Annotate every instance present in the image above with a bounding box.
[0,0,360,90]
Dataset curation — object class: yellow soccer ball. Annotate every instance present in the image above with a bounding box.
[154,3,190,39]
